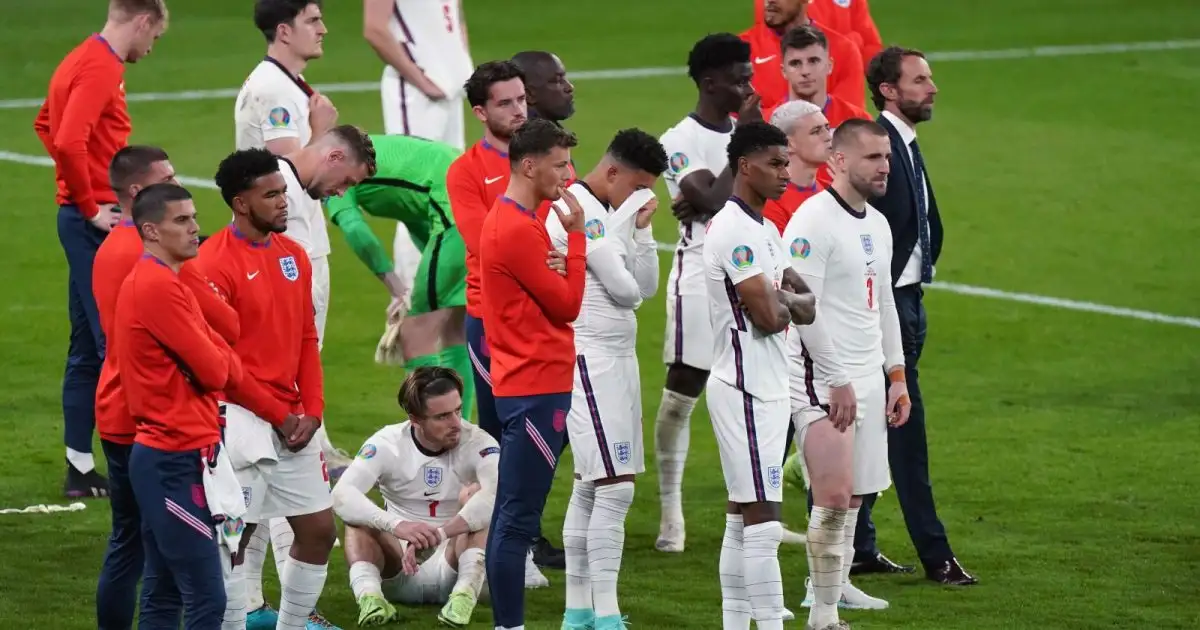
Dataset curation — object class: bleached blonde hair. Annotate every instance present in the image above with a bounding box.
[770,100,824,136]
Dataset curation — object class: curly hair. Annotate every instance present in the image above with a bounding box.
[464,60,525,108]
[687,33,751,84]
[607,128,669,176]
[726,121,788,167]
[214,148,280,208]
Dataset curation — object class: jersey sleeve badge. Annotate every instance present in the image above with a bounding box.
[267,107,292,128]
[790,238,812,259]
[584,218,606,241]
[356,443,377,460]
[479,446,499,458]
[668,152,689,174]
[731,245,755,269]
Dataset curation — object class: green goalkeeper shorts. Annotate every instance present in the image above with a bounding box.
[409,226,467,316]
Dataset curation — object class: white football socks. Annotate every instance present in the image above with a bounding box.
[563,478,596,611]
[806,506,848,628]
[454,547,487,597]
[719,514,751,630]
[66,448,95,474]
[242,525,268,609]
[221,559,247,630]
[654,389,697,524]
[270,517,295,578]
[841,506,860,586]
[277,557,327,628]
[742,521,785,630]
[589,482,634,618]
[348,560,384,600]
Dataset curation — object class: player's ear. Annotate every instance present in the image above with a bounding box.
[471,105,487,124]
[606,164,620,184]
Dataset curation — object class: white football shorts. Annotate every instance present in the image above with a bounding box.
[382,539,458,605]
[381,66,465,150]
[707,376,790,504]
[222,402,333,523]
[568,353,644,481]
[311,254,330,349]
[662,293,713,370]
[791,373,891,496]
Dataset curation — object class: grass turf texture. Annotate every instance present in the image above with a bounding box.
[1,0,1198,628]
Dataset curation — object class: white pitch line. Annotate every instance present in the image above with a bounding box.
[2,38,1198,109]
[2,148,1197,330]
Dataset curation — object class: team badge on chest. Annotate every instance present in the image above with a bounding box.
[423,465,443,488]
[860,234,875,255]
[279,256,299,281]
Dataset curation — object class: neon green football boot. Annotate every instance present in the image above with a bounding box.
[356,594,397,627]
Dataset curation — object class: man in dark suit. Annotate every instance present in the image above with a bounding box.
[849,45,977,586]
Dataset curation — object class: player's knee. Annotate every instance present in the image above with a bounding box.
[293,514,338,551]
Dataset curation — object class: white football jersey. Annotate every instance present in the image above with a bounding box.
[783,189,894,380]
[545,182,657,355]
[390,0,474,99]
[705,198,791,401]
[661,114,735,297]
[279,158,331,259]
[235,58,313,151]
[350,421,499,527]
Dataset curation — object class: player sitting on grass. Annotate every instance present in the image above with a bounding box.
[324,134,475,417]
[332,366,496,628]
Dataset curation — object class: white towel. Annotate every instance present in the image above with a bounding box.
[221,401,280,470]
[201,442,247,556]
[606,188,657,235]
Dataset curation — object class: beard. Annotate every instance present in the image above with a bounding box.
[898,97,933,124]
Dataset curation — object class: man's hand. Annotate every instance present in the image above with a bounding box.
[885,366,911,428]
[554,187,586,233]
[827,383,858,432]
[386,295,408,327]
[671,198,706,225]
[286,414,321,451]
[420,80,447,101]
[89,205,120,232]
[308,92,338,136]
[401,544,420,575]
[738,92,763,123]
[547,250,567,276]
[780,291,816,325]
[634,196,659,229]
[392,520,440,550]
[276,413,301,443]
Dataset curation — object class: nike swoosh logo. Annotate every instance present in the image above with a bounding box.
[484,176,503,184]
[754,55,776,64]
[424,491,437,497]
[866,260,876,266]
[247,271,259,280]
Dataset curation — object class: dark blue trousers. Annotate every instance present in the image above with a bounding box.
[57,205,106,456]
[852,284,954,569]
[464,314,502,440]
[128,443,225,629]
[487,392,571,629]
[96,440,147,629]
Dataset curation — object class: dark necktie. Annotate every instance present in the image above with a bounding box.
[910,139,934,284]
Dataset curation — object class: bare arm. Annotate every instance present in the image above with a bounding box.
[678,168,736,221]
[363,0,443,98]
[734,273,792,335]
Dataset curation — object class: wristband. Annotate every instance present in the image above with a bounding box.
[436,526,447,543]
[887,366,906,383]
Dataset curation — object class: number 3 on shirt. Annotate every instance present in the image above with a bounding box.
[442,4,454,32]
[866,275,875,310]
[428,500,440,517]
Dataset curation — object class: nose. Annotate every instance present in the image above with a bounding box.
[563,79,574,94]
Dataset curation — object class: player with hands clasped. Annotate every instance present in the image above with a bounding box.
[545,129,668,630]
[782,118,911,630]
[333,367,496,628]
[703,121,816,630]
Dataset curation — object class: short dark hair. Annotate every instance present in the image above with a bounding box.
[254,0,319,42]
[110,145,170,194]
[607,128,669,176]
[214,148,280,208]
[781,25,828,54]
[508,118,578,165]
[867,45,926,111]
[398,366,464,418]
[132,183,192,237]
[464,60,525,108]
[326,124,377,177]
[727,121,789,166]
[687,33,751,83]
[832,118,889,150]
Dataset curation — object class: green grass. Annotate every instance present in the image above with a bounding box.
[1,1,1199,628]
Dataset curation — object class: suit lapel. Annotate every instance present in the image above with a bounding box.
[877,115,921,215]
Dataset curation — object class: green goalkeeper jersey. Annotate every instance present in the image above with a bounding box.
[325,134,461,275]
